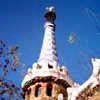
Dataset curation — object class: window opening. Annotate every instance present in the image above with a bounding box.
[48,64,53,69]
[35,84,41,97]
[47,84,52,96]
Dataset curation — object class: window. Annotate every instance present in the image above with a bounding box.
[26,88,31,95]
[47,84,52,96]
[37,64,41,69]
[35,84,41,97]
[48,64,53,69]
[58,93,63,100]
[60,68,63,72]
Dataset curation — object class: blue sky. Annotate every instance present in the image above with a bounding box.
[0,0,100,85]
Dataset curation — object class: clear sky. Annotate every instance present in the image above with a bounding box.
[0,0,100,86]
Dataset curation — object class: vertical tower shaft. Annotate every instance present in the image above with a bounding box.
[21,7,72,100]
[38,7,58,66]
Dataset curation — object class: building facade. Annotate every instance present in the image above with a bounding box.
[21,7,100,100]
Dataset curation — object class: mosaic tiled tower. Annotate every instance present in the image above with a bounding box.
[21,6,100,100]
[21,7,73,100]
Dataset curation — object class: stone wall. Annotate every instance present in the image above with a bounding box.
[25,82,67,100]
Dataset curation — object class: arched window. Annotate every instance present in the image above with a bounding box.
[47,84,52,96]
[37,64,41,69]
[35,84,41,97]
[58,93,64,100]
[26,88,31,95]
[48,64,53,69]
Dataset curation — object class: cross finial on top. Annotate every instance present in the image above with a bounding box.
[46,6,55,12]
[45,6,56,21]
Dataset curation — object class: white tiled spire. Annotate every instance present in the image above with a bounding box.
[38,6,58,66]
[21,6,72,88]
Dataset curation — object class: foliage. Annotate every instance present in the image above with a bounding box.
[0,40,22,100]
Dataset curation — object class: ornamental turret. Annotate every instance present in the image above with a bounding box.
[21,6,74,100]
[38,6,58,67]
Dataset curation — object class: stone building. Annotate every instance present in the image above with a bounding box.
[21,7,100,100]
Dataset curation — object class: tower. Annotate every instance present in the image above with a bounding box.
[21,7,73,100]
[21,6,100,100]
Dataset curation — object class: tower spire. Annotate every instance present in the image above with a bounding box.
[21,7,74,100]
[38,6,58,66]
